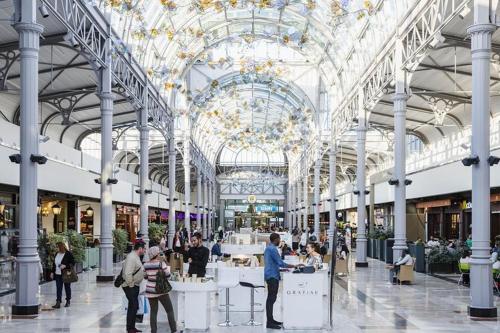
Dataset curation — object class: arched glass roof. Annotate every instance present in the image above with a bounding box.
[219,145,286,166]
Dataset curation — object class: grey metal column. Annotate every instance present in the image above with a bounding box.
[467,12,497,317]
[285,183,291,228]
[183,139,191,232]
[220,199,225,229]
[392,50,409,261]
[208,180,212,239]
[139,102,150,247]
[296,178,302,230]
[369,183,375,235]
[168,138,176,248]
[96,36,115,281]
[313,151,321,237]
[328,146,337,254]
[303,161,309,231]
[203,175,208,240]
[355,99,368,267]
[291,183,296,229]
[12,0,43,315]
[196,169,202,231]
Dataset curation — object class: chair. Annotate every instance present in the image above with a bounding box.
[217,268,240,327]
[334,256,348,276]
[397,259,416,285]
[458,262,470,286]
[239,281,265,326]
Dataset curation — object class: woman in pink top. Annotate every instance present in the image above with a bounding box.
[144,246,177,333]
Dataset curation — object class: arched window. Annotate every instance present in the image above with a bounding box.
[218,146,286,167]
[407,134,424,155]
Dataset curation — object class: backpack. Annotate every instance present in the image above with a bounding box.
[155,263,172,294]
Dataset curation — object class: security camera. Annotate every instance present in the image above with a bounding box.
[353,190,360,195]
[94,178,102,184]
[388,178,399,186]
[9,154,21,164]
[404,179,413,186]
[145,189,153,194]
[462,155,480,167]
[488,156,500,166]
[107,178,118,185]
[30,154,48,165]
[364,190,370,195]
[39,4,49,18]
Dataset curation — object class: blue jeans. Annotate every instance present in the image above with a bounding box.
[54,274,71,302]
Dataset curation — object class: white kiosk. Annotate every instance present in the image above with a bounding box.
[282,272,325,330]
[170,280,217,330]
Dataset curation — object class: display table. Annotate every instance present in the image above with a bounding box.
[217,266,265,312]
[282,272,324,330]
[221,243,265,255]
[170,281,217,330]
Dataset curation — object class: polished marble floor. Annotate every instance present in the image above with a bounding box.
[1,258,500,333]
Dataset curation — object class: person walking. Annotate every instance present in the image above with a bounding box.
[144,246,178,333]
[264,233,295,329]
[186,232,209,277]
[291,227,301,251]
[121,240,146,333]
[51,242,75,309]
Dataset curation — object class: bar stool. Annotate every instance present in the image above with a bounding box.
[239,281,264,326]
[217,268,240,327]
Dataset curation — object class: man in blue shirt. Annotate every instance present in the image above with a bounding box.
[264,233,295,329]
[211,239,223,259]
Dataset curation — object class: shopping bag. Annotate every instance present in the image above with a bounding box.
[137,295,149,315]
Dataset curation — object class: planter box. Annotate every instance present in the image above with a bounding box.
[373,239,378,259]
[428,262,456,274]
[409,244,426,273]
[378,239,385,261]
[75,262,83,274]
[367,239,372,257]
[385,239,394,264]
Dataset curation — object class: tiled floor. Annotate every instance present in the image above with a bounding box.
[1,258,500,332]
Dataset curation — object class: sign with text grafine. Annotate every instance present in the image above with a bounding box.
[282,273,324,329]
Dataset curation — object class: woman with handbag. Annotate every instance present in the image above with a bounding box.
[144,246,178,333]
[51,242,75,308]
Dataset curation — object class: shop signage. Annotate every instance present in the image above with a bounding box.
[256,205,278,212]
[461,201,472,210]
[416,199,451,209]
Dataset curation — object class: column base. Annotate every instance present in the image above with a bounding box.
[96,275,114,282]
[468,306,497,318]
[11,304,39,316]
[355,262,369,267]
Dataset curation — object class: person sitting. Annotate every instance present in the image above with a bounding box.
[211,239,223,260]
[305,243,323,268]
[281,244,292,259]
[427,236,439,247]
[459,251,471,285]
[389,249,414,284]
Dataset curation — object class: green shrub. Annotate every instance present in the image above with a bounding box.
[113,228,129,256]
[148,223,166,244]
[368,228,394,240]
[428,246,464,264]
[65,230,86,263]
[44,233,66,270]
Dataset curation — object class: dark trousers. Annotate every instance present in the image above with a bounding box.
[266,278,279,324]
[54,274,71,302]
[292,242,299,251]
[123,286,140,330]
[149,294,176,333]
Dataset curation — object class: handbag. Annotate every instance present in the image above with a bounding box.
[114,266,142,288]
[155,263,172,294]
[62,267,78,283]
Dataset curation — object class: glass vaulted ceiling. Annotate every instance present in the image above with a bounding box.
[98,0,384,163]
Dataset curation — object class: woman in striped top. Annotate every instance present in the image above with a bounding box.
[144,246,178,333]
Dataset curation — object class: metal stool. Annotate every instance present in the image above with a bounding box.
[217,268,239,327]
[239,281,264,326]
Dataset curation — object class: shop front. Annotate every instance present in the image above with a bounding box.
[116,205,139,241]
[0,189,18,294]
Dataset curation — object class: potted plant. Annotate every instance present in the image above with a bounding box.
[113,228,129,263]
[148,223,166,246]
[65,230,86,273]
[427,246,462,274]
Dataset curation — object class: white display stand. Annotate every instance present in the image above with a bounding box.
[282,273,324,330]
[170,281,217,330]
[217,266,265,312]
[221,243,265,255]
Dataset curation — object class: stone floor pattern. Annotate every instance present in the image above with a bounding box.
[1,258,499,333]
